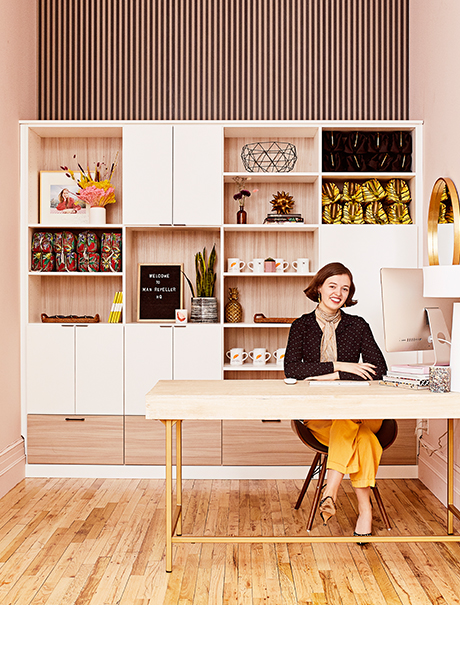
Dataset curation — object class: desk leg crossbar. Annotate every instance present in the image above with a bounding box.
[162,418,459,573]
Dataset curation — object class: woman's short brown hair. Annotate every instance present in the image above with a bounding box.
[304,262,358,307]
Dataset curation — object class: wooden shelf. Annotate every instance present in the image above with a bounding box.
[223,272,313,278]
[322,172,415,180]
[224,172,319,184]
[222,224,319,232]
[223,323,293,328]
[223,363,284,371]
[29,224,124,229]
[29,272,123,277]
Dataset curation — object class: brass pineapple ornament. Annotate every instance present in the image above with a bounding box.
[225,287,243,323]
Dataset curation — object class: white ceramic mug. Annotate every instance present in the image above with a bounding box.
[249,348,271,364]
[227,258,246,273]
[247,258,264,274]
[175,309,188,324]
[226,348,248,365]
[292,258,310,274]
[273,348,286,365]
[275,258,289,273]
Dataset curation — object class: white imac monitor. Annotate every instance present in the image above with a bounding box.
[380,268,454,365]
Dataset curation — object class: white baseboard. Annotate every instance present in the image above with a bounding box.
[0,438,26,498]
[25,463,418,480]
[418,448,460,506]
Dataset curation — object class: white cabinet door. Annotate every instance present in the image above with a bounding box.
[173,125,223,225]
[319,225,418,365]
[125,324,173,415]
[123,125,173,224]
[173,325,222,380]
[27,324,75,414]
[75,325,124,415]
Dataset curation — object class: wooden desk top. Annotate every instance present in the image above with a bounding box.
[146,380,460,421]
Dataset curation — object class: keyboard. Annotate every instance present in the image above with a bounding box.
[308,380,370,387]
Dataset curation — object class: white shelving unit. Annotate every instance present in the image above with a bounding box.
[20,120,423,470]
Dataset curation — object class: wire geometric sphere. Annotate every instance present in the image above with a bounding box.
[241,141,298,173]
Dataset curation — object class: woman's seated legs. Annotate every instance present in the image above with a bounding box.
[306,418,383,533]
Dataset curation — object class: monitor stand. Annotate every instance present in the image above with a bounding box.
[425,306,451,365]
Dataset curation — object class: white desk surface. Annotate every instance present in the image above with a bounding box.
[146,379,460,421]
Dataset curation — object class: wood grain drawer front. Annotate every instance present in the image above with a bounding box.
[223,420,316,466]
[27,415,123,464]
[381,419,417,465]
[125,417,222,465]
[222,418,417,466]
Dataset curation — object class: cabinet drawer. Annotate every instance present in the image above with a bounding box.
[223,420,315,466]
[27,415,123,464]
[125,416,222,465]
[222,419,417,466]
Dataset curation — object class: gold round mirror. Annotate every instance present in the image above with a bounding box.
[427,177,460,265]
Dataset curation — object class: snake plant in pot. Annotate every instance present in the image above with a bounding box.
[183,244,218,322]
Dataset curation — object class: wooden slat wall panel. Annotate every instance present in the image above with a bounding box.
[39,0,409,121]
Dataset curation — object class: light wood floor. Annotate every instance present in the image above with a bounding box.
[0,476,459,605]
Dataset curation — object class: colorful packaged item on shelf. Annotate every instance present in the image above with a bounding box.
[31,231,55,272]
[100,232,122,272]
[54,231,77,272]
[77,230,100,272]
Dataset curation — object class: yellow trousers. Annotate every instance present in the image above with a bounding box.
[306,419,383,488]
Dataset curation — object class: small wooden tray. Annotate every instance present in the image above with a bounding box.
[41,313,100,323]
[254,313,296,324]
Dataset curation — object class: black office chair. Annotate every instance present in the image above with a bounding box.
[291,419,398,531]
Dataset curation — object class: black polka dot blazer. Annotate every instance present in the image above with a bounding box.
[284,309,387,381]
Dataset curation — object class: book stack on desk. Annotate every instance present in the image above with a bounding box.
[380,364,430,390]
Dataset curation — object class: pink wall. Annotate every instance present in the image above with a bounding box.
[0,1,37,497]
[410,0,460,503]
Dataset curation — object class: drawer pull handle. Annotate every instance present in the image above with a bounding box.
[261,419,281,423]
[65,418,85,422]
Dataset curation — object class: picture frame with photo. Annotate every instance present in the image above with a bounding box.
[40,171,89,225]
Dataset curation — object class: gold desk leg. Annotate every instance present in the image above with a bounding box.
[176,420,183,536]
[448,418,454,535]
[165,419,173,572]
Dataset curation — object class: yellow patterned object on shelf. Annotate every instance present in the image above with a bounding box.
[341,181,364,204]
[341,182,364,224]
[322,202,343,224]
[384,179,412,224]
[386,202,412,224]
[322,182,341,206]
[342,201,364,224]
[385,178,411,204]
[364,201,388,224]
[361,178,386,203]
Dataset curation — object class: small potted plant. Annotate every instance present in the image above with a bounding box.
[183,244,218,322]
[264,257,276,272]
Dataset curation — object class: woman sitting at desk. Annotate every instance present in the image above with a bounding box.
[284,262,387,539]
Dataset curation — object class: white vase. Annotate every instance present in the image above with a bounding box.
[89,206,106,225]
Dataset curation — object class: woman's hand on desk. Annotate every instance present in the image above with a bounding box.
[308,372,340,381]
[333,361,377,380]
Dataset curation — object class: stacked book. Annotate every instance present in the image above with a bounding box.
[380,364,430,389]
[108,292,123,323]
